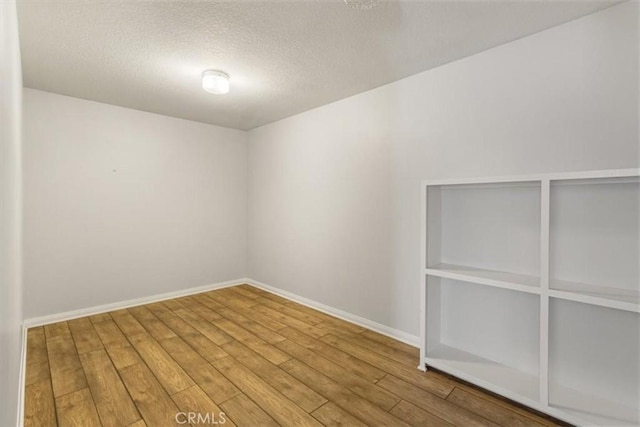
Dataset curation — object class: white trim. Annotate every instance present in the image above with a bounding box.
[17,324,27,427]
[245,278,420,347]
[21,276,420,349]
[23,278,249,328]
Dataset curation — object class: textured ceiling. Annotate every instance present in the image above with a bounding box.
[18,0,619,130]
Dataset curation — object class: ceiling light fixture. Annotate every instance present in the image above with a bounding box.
[202,70,230,95]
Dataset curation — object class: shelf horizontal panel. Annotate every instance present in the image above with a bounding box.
[551,383,639,426]
[550,279,639,313]
[426,344,539,402]
[422,168,639,187]
[426,263,540,293]
[552,176,640,186]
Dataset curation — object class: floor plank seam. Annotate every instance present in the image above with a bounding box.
[106,312,180,426]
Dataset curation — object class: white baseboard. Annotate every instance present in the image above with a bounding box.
[23,278,249,328]
[22,277,419,348]
[245,278,419,347]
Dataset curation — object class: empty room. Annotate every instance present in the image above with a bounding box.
[1,0,638,426]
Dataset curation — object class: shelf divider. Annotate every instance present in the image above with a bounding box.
[539,178,550,406]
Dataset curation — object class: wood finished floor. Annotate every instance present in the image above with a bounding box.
[24,284,562,427]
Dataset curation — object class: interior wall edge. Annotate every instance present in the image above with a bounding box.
[1,0,24,426]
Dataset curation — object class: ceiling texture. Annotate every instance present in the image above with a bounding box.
[18,0,620,130]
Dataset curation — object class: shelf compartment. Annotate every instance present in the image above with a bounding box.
[426,263,540,294]
[549,298,639,426]
[426,344,539,402]
[550,176,639,308]
[426,277,540,402]
[550,383,640,427]
[427,181,541,283]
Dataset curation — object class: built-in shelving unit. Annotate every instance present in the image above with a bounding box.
[420,169,640,427]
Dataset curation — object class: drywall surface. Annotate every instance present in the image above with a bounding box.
[248,2,639,337]
[24,89,247,318]
[0,0,24,425]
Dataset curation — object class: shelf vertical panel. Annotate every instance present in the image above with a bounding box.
[426,185,442,267]
[423,185,443,371]
[419,184,429,370]
[540,179,550,406]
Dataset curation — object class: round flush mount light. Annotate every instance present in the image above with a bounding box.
[202,70,230,95]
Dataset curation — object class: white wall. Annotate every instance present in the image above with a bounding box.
[247,2,639,339]
[0,0,24,425]
[24,89,247,318]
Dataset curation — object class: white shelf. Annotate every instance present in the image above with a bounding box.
[426,263,540,294]
[426,344,539,403]
[550,279,639,313]
[421,169,640,426]
[550,384,640,427]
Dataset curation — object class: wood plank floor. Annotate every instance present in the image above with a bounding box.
[24,284,564,427]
